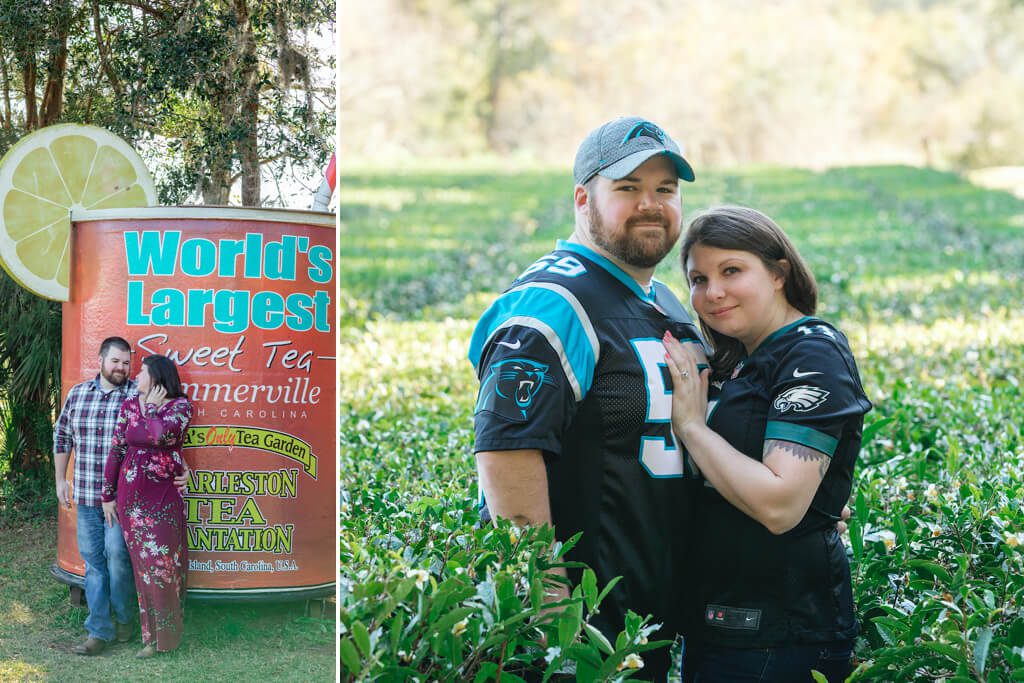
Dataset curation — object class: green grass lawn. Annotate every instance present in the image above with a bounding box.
[0,514,335,682]
[340,160,1024,681]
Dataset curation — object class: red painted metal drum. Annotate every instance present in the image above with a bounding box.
[54,207,335,600]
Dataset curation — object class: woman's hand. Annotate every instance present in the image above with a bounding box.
[101,500,119,528]
[663,331,710,439]
[173,463,190,497]
[145,384,168,408]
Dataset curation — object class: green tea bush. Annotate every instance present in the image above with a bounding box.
[341,162,1024,682]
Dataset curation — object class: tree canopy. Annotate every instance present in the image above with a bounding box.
[0,0,335,206]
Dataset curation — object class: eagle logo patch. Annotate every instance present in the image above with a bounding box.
[773,385,830,413]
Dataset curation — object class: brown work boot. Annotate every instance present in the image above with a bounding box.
[115,621,134,643]
[72,636,107,656]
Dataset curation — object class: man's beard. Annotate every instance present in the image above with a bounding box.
[588,204,679,269]
[102,367,128,386]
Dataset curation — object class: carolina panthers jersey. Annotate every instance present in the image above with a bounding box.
[697,317,872,648]
[469,240,704,673]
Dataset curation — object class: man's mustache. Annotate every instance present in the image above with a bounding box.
[626,212,669,229]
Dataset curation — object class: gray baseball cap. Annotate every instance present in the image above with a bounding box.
[573,116,695,185]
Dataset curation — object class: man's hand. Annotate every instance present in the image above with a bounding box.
[838,504,852,535]
[54,451,72,510]
[55,478,71,509]
[173,464,191,497]
[101,500,119,528]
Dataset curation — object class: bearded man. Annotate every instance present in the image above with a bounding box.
[469,117,706,680]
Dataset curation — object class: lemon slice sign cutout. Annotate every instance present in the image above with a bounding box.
[0,124,157,301]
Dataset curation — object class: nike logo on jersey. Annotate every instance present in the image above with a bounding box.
[792,368,822,378]
[496,339,522,350]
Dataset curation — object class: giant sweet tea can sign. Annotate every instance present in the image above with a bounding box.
[57,206,335,598]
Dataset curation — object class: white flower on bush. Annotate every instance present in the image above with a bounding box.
[865,529,897,551]
[452,618,468,636]
[616,654,644,671]
[924,483,939,501]
[1004,531,1024,548]
[407,568,429,589]
[544,646,561,663]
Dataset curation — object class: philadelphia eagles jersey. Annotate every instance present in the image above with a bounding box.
[697,317,871,648]
[469,240,705,673]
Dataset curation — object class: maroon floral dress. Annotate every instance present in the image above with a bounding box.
[102,396,193,652]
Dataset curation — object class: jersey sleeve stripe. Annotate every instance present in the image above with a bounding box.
[494,316,585,400]
[468,283,598,401]
[505,282,600,358]
[764,420,838,457]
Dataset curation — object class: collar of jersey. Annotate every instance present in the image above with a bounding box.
[556,240,658,302]
[751,315,817,356]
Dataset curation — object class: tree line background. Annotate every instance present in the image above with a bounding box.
[0,0,335,512]
[342,0,1024,171]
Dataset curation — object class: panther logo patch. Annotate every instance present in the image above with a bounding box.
[773,385,830,413]
[476,358,557,421]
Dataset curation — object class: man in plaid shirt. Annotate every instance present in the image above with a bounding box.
[54,336,139,655]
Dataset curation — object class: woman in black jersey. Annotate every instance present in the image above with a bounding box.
[663,205,871,683]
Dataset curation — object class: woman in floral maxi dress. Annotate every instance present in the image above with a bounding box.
[101,355,193,658]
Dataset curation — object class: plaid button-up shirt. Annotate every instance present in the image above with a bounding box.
[53,376,137,508]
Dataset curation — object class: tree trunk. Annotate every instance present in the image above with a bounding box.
[481,0,507,152]
[1,52,9,128]
[40,31,68,126]
[235,0,260,207]
[239,94,260,206]
[22,56,37,130]
[201,155,232,204]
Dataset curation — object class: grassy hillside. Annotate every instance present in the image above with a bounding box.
[340,162,1024,682]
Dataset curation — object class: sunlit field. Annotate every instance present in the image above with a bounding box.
[340,161,1024,681]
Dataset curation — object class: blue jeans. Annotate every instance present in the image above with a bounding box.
[687,640,854,683]
[76,505,136,641]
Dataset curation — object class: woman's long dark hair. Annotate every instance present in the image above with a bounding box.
[142,354,187,399]
[681,205,818,378]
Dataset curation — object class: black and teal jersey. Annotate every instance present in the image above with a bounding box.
[469,240,704,672]
[697,317,872,648]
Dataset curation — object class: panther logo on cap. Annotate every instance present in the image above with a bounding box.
[622,121,666,145]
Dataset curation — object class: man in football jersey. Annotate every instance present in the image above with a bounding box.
[469,116,705,678]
